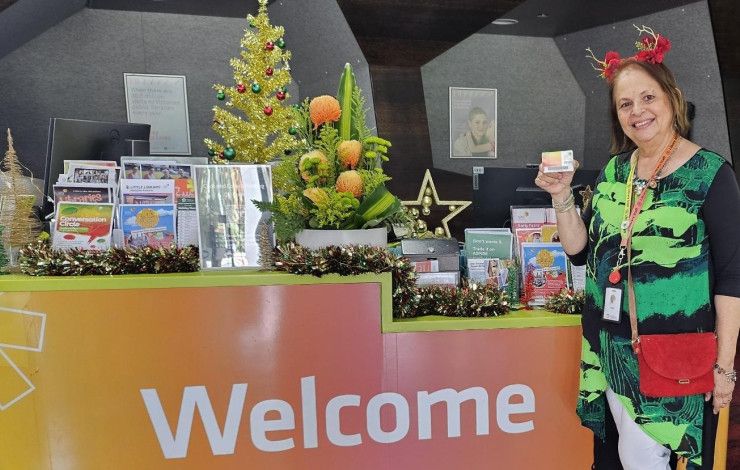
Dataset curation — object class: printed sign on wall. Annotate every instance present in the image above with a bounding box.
[124,73,192,155]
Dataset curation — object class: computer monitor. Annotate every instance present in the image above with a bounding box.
[42,118,151,217]
[472,167,600,228]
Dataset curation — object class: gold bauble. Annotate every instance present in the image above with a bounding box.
[422,207,431,216]
[416,219,427,232]
[449,205,457,212]
[410,207,420,219]
[434,227,445,237]
[422,195,433,207]
[424,187,432,196]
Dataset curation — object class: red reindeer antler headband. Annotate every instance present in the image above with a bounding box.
[586,25,672,81]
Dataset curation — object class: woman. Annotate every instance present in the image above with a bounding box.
[535,27,740,469]
[452,107,495,157]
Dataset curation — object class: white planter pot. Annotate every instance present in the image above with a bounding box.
[294,227,388,250]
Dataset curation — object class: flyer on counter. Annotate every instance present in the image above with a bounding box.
[175,178,198,247]
[52,202,115,251]
[119,204,176,248]
[520,242,570,305]
[119,179,175,204]
[53,183,113,206]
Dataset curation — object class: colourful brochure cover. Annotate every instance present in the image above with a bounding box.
[119,179,175,204]
[52,202,114,251]
[119,204,176,248]
[520,242,570,304]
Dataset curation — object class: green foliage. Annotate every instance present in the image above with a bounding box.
[307,189,359,229]
[352,85,372,142]
[358,169,391,198]
[272,153,301,193]
[314,125,340,182]
[255,194,307,242]
[337,63,357,140]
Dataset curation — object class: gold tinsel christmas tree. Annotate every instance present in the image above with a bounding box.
[204,0,296,163]
[0,129,41,267]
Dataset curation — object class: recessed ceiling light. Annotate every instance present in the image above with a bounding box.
[537,13,548,18]
[492,18,518,26]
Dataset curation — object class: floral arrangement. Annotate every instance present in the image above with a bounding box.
[586,25,671,80]
[256,63,406,242]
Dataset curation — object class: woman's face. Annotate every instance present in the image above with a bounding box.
[468,113,489,139]
[613,65,674,148]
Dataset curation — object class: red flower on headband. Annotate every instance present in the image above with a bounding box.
[587,26,672,80]
[603,51,622,79]
[636,34,671,64]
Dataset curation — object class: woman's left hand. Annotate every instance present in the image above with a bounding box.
[706,369,735,414]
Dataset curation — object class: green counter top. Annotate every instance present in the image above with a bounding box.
[0,271,580,331]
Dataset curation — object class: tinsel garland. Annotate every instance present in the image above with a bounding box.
[273,243,510,319]
[18,240,200,276]
[544,289,585,314]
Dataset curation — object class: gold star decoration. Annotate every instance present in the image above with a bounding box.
[579,185,593,209]
[401,169,471,238]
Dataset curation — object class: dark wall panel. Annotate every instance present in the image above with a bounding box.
[556,1,731,169]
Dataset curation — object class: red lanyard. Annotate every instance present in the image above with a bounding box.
[608,134,679,284]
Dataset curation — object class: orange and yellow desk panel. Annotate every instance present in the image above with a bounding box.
[0,272,726,469]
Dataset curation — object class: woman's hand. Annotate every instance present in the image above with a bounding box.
[534,161,580,201]
[706,369,736,414]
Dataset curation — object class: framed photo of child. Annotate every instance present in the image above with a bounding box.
[449,87,497,159]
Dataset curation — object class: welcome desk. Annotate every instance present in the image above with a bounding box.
[0,272,726,469]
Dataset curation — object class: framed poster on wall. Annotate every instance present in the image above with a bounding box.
[124,73,192,155]
[449,87,497,159]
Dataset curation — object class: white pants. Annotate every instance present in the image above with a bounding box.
[605,388,672,470]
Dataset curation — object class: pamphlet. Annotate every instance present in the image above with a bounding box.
[53,183,113,206]
[520,242,570,304]
[175,178,198,247]
[464,228,513,286]
[52,202,114,251]
[194,164,273,269]
[119,179,175,204]
[67,165,117,185]
[119,204,176,248]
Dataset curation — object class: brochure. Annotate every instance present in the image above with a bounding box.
[194,164,273,269]
[119,179,175,204]
[520,242,570,305]
[119,204,177,248]
[67,164,117,185]
[53,183,113,206]
[175,178,199,247]
[464,228,513,286]
[52,202,114,251]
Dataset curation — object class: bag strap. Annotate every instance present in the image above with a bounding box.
[627,241,640,353]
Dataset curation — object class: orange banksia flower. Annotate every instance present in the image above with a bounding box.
[309,95,341,129]
[335,170,363,197]
[303,187,329,205]
[337,140,362,169]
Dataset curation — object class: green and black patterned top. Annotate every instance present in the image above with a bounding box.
[572,149,736,466]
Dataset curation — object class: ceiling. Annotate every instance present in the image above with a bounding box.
[78,0,738,73]
[0,0,17,12]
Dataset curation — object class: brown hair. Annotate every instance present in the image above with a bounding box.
[608,59,691,154]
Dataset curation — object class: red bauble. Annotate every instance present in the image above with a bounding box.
[276,91,286,101]
[236,83,246,93]
[265,67,274,76]
[264,106,273,116]
[608,270,621,284]
[265,41,275,51]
